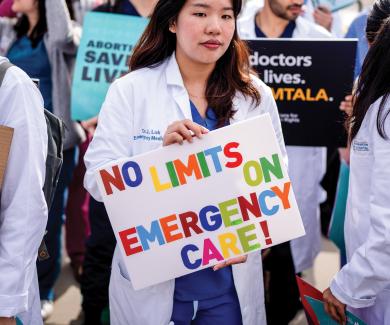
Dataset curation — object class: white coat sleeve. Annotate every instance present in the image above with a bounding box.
[0,67,48,317]
[331,116,390,308]
[84,79,134,202]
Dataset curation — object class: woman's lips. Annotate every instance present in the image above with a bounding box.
[201,40,222,49]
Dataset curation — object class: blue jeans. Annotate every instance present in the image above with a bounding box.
[171,290,242,325]
[37,148,77,300]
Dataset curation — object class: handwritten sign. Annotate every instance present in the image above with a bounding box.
[96,115,305,289]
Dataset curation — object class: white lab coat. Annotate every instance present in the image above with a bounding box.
[84,53,288,325]
[330,96,390,323]
[0,58,48,324]
[238,10,330,273]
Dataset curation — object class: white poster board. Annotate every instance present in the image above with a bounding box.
[96,114,305,290]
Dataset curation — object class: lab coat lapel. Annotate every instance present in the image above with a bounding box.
[165,54,192,120]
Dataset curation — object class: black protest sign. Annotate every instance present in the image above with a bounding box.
[247,39,357,147]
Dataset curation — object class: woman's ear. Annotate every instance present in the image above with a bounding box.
[169,20,177,33]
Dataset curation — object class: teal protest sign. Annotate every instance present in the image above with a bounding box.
[328,161,350,259]
[305,296,367,325]
[71,12,148,121]
[311,0,357,12]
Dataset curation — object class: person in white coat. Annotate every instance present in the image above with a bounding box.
[238,1,330,323]
[84,0,288,324]
[0,57,48,325]
[323,2,390,324]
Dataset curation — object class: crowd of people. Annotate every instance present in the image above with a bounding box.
[0,0,389,324]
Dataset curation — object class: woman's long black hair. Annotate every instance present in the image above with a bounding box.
[14,0,47,48]
[348,0,390,141]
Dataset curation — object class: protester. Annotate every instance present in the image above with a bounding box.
[323,1,390,323]
[84,0,287,323]
[238,0,331,323]
[240,0,342,36]
[0,57,48,325]
[0,0,84,319]
[80,1,158,323]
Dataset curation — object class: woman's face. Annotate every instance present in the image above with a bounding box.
[12,0,38,14]
[170,0,236,67]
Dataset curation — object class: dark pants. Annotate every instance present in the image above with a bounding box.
[65,135,91,269]
[37,148,77,300]
[81,198,116,325]
[263,242,302,325]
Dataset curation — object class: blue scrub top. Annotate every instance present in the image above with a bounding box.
[174,101,234,302]
[7,36,53,112]
[255,19,296,38]
[119,0,140,16]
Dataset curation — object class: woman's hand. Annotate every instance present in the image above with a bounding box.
[0,317,16,325]
[163,119,208,146]
[323,287,346,325]
[213,255,247,271]
[313,6,333,31]
[81,116,98,136]
[339,95,353,116]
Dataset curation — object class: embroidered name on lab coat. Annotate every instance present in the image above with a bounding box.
[353,141,369,153]
[133,128,163,142]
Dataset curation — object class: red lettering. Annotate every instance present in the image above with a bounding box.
[119,227,143,256]
[224,142,243,168]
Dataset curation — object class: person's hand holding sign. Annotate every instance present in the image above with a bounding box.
[213,255,248,271]
[323,287,347,325]
[0,317,16,325]
[163,119,209,146]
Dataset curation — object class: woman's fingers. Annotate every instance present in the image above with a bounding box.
[164,132,184,146]
[183,119,209,138]
[323,288,346,325]
[213,255,247,271]
[163,120,209,146]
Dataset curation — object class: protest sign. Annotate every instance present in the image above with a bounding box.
[328,161,349,259]
[0,125,13,191]
[306,297,367,325]
[247,39,357,147]
[71,12,148,121]
[96,115,305,290]
[296,276,367,325]
[311,0,357,12]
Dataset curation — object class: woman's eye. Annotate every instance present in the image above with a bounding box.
[222,14,233,20]
[193,12,206,17]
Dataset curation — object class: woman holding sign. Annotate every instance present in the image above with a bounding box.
[323,1,390,323]
[84,0,287,324]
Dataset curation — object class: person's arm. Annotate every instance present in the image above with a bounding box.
[0,67,48,317]
[84,79,134,201]
[329,111,390,308]
[45,0,80,52]
[0,0,15,18]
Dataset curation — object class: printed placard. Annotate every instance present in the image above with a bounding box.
[71,12,148,121]
[0,125,13,191]
[96,115,305,289]
[247,39,357,147]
